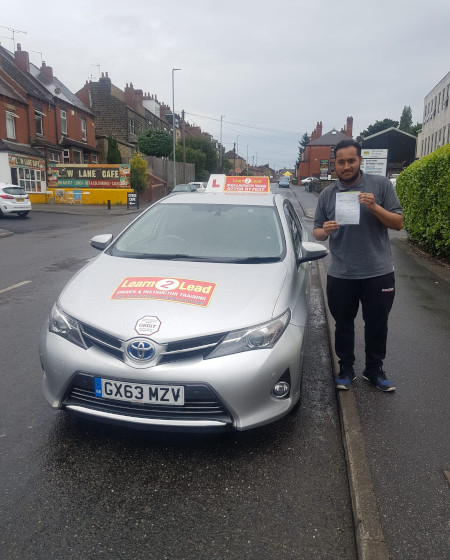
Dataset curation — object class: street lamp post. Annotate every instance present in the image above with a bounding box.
[172,68,181,187]
[219,115,225,170]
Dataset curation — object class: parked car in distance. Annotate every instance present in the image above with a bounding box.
[172,184,199,193]
[189,181,207,192]
[278,178,290,188]
[39,187,328,432]
[0,182,32,218]
[300,177,315,185]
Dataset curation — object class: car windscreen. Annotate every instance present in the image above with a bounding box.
[3,186,26,195]
[109,202,286,262]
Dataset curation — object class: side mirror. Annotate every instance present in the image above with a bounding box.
[90,234,113,251]
[297,241,328,264]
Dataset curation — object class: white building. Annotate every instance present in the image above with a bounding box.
[418,71,450,158]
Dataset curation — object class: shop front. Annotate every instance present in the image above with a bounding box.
[47,163,132,204]
[0,152,48,203]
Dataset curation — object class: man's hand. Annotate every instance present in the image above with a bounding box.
[313,221,339,241]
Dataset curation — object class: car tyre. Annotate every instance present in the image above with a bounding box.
[18,211,29,218]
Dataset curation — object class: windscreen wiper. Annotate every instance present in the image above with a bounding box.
[230,256,281,263]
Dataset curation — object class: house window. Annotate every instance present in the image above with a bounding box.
[62,149,70,163]
[81,118,87,141]
[129,119,135,135]
[83,153,90,164]
[6,110,16,139]
[17,167,43,192]
[60,109,67,134]
[73,150,82,164]
[91,154,98,163]
[35,108,45,135]
[49,152,60,163]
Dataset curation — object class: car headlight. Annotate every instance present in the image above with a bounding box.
[48,304,87,349]
[206,309,291,359]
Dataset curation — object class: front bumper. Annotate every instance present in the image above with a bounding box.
[40,320,305,431]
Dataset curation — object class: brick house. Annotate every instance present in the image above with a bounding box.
[298,117,353,182]
[0,44,97,197]
[76,75,172,162]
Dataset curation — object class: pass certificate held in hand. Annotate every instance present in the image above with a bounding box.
[335,191,360,225]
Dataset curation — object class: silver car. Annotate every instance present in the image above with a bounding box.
[39,191,327,431]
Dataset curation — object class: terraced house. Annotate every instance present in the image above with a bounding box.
[0,43,97,202]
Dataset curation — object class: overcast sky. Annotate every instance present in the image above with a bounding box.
[4,0,450,170]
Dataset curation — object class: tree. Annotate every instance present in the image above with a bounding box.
[296,132,310,166]
[184,136,218,172]
[222,157,233,175]
[106,136,122,164]
[175,144,206,172]
[138,129,172,157]
[129,152,147,194]
[399,106,413,133]
[356,119,399,143]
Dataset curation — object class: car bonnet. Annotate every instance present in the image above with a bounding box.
[58,254,289,342]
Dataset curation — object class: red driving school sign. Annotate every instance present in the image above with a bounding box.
[224,176,270,193]
[111,277,217,307]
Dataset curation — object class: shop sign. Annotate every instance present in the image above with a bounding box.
[47,164,130,189]
[8,153,45,171]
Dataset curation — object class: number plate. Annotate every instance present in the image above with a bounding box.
[95,378,184,405]
[15,198,24,202]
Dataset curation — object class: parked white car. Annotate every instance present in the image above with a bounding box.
[0,182,32,218]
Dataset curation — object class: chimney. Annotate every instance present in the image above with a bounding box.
[124,82,134,108]
[134,88,143,106]
[14,43,30,73]
[346,116,353,138]
[40,61,53,83]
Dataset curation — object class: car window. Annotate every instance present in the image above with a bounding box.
[110,203,286,262]
[284,202,303,258]
[3,186,26,195]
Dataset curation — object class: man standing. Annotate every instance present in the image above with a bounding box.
[313,139,403,391]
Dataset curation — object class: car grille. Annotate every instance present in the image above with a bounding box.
[63,373,233,426]
[79,322,226,364]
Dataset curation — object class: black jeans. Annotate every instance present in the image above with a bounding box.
[326,272,395,369]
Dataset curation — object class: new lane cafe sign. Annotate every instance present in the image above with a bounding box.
[47,164,131,189]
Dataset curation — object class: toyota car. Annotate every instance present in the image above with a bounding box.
[39,176,327,431]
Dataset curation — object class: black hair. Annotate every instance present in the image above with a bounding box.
[334,139,362,158]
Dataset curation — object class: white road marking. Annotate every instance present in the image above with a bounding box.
[0,280,32,294]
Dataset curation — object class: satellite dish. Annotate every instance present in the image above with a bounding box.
[54,87,61,95]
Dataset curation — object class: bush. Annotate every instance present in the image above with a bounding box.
[396,144,450,259]
[106,136,122,164]
[129,152,147,194]
[138,129,172,157]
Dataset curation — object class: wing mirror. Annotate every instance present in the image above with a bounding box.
[90,234,114,251]
[297,241,328,264]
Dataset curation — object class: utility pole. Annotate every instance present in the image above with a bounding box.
[233,143,236,173]
[171,68,181,187]
[182,109,186,182]
[219,115,225,171]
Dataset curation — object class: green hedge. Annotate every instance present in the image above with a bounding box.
[396,144,450,259]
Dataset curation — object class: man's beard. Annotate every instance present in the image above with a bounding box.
[338,168,361,185]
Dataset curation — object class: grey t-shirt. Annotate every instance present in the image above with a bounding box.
[314,172,403,279]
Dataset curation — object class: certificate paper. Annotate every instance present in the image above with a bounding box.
[335,192,360,225]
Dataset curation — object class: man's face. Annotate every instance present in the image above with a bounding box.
[335,146,362,185]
